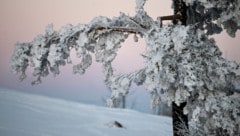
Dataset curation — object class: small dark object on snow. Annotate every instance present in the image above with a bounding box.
[113,121,123,128]
[106,120,125,128]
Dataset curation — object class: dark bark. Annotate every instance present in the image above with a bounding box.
[172,102,188,136]
[172,0,187,25]
[172,1,189,136]
[122,95,126,109]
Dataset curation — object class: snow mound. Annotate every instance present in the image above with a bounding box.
[0,88,172,136]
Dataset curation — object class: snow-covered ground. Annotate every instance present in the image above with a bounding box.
[0,88,172,136]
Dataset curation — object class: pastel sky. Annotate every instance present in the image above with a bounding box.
[0,0,240,104]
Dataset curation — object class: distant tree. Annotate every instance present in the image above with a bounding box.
[103,88,126,108]
[11,0,240,135]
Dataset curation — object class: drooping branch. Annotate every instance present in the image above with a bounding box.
[11,10,154,84]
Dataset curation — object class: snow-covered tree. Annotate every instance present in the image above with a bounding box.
[11,0,240,135]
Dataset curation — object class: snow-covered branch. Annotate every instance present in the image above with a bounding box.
[11,12,153,84]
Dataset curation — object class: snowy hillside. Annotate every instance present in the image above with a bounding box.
[0,88,172,136]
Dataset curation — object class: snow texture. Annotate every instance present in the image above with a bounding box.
[135,0,147,12]
[183,0,240,37]
[0,88,172,136]
[144,24,240,135]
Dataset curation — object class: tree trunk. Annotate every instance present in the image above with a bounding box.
[122,95,126,109]
[172,0,189,136]
[172,102,188,136]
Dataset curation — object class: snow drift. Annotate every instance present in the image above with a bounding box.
[0,88,172,136]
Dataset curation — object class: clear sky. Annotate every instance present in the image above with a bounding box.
[0,0,240,105]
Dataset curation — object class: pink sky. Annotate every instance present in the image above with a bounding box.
[0,0,239,100]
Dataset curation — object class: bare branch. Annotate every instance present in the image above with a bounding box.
[94,26,142,35]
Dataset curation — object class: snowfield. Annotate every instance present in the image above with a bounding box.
[0,88,172,136]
